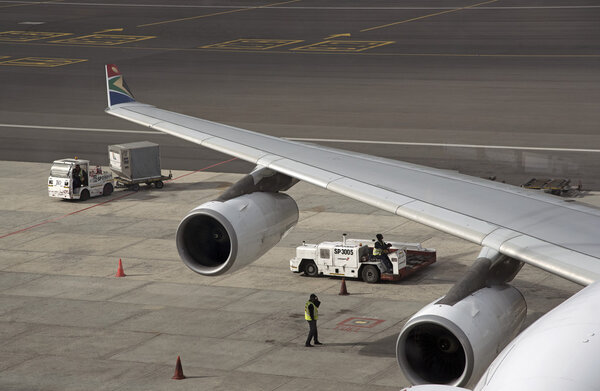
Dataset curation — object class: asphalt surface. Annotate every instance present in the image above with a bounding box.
[1,0,600,187]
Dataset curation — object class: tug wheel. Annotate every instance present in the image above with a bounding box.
[362,265,380,284]
[304,261,318,277]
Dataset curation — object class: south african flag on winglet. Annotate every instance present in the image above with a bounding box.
[106,64,136,107]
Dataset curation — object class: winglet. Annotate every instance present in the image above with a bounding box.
[105,64,136,107]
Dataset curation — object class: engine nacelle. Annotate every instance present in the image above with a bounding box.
[176,192,298,276]
[396,285,526,388]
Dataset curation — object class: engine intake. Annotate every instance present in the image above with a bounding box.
[397,285,526,387]
[176,192,298,275]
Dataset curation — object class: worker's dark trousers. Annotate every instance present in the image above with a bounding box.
[306,320,318,345]
[380,255,393,271]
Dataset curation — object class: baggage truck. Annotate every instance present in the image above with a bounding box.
[48,158,113,201]
[290,235,436,283]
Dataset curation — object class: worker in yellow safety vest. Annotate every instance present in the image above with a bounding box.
[305,293,322,347]
[373,233,393,272]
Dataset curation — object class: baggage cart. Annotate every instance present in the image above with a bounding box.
[108,141,171,190]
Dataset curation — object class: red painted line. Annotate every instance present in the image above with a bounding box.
[168,157,238,181]
[0,157,238,239]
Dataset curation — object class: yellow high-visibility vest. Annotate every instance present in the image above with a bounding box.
[305,301,318,321]
[373,241,384,256]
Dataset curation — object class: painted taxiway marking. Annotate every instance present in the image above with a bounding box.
[94,28,123,34]
[325,33,351,39]
[335,317,385,332]
[0,31,71,42]
[201,38,304,51]
[293,40,394,52]
[3,124,600,154]
[137,0,301,28]
[361,0,498,32]
[6,39,597,58]
[0,57,86,67]
[50,33,155,45]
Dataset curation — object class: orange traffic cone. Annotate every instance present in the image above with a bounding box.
[115,259,126,277]
[172,356,186,380]
[339,278,349,295]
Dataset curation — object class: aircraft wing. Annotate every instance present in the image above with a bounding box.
[105,64,600,286]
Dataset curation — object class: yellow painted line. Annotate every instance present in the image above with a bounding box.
[94,28,124,33]
[50,33,155,46]
[0,57,87,67]
[293,40,394,52]
[0,31,72,42]
[360,0,498,32]
[325,33,351,39]
[137,0,301,28]
[201,38,304,50]
[4,40,600,58]
[197,49,600,58]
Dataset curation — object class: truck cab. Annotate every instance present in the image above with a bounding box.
[48,159,113,200]
[290,236,436,283]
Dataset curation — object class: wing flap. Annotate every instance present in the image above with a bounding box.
[397,200,499,244]
[152,122,213,144]
[327,177,413,214]
[481,228,523,250]
[268,159,344,188]
[202,137,268,163]
[500,235,600,285]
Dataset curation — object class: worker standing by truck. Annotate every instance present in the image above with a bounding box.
[305,293,322,347]
[73,164,85,189]
[373,233,393,272]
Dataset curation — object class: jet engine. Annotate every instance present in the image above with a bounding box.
[396,285,526,388]
[176,192,298,276]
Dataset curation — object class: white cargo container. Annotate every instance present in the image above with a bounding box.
[108,141,170,190]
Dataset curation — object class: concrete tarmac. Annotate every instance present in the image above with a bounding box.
[1,0,600,186]
[0,160,587,390]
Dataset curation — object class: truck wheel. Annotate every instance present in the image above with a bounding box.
[362,265,380,283]
[155,180,164,189]
[131,183,140,192]
[103,183,113,196]
[304,261,318,277]
[80,189,90,201]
